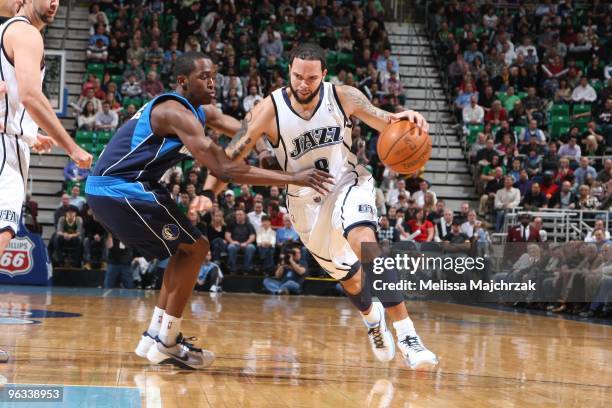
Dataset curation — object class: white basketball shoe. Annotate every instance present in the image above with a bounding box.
[364,302,396,362]
[146,333,215,370]
[397,334,438,369]
[134,331,156,359]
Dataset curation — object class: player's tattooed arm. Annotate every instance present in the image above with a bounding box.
[225,111,254,160]
[339,85,391,132]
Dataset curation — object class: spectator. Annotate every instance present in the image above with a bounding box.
[454,82,478,114]
[520,119,547,146]
[402,208,434,242]
[479,167,505,216]
[276,214,299,245]
[502,87,521,112]
[435,209,454,242]
[225,209,256,274]
[86,38,108,63]
[256,215,276,273]
[82,206,107,270]
[221,190,236,215]
[442,219,471,253]
[376,48,400,73]
[53,206,83,267]
[558,135,582,162]
[259,30,283,64]
[237,185,255,213]
[412,180,437,208]
[507,214,541,243]
[484,100,507,125]
[223,96,246,120]
[263,246,307,295]
[94,101,119,132]
[121,74,143,98]
[89,23,109,46]
[243,86,263,113]
[75,88,102,114]
[63,160,89,193]
[494,176,521,232]
[571,76,597,103]
[377,214,397,243]
[207,210,227,262]
[386,178,410,207]
[141,70,164,100]
[104,233,134,289]
[576,184,600,209]
[247,201,266,232]
[123,58,145,82]
[145,40,164,67]
[195,251,223,293]
[585,220,611,243]
[597,159,611,183]
[54,193,72,225]
[77,101,97,130]
[522,182,549,210]
[313,8,333,30]
[68,184,86,212]
[462,94,484,125]
[574,157,598,186]
[460,210,478,240]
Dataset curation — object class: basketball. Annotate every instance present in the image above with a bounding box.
[376,120,432,174]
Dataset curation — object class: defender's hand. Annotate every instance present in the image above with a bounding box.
[69,146,93,169]
[390,109,430,132]
[189,195,213,216]
[291,169,335,195]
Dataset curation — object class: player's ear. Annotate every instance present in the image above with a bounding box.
[322,68,328,79]
[176,74,188,90]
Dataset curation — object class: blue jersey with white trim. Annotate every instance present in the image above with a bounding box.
[92,92,206,182]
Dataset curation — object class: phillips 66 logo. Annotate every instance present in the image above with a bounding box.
[0,236,35,277]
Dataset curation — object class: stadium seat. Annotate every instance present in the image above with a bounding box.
[466,124,484,145]
[75,130,94,143]
[550,104,570,116]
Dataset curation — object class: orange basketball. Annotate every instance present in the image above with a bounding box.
[376,120,432,174]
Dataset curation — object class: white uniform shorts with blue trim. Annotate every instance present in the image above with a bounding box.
[286,165,377,280]
[0,135,30,236]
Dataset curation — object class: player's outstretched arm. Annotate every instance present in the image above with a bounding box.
[153,101,334,194]
[336,85,429,133]
[9,22,91,168]
[202,99,278,195]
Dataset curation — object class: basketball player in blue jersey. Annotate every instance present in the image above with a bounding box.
[85,51,333,370]
[0,0,92,363]
[207,43,438,369]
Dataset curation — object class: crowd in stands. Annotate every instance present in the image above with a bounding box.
[422,0,611,317]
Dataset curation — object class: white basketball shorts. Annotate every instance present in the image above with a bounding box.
[286,165,377,280]
[0,134,30,236]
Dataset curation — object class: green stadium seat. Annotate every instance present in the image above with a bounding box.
[96,131,113,144]
[517,92,527,100]
[549,123,570,140]
[75,130,94,143]
[550,104,570,116]
[572,104,591,116]
[86,63,105,80]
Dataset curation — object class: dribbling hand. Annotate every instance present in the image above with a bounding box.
[31,133,56,154]
[292,168,335,195]
[390,109,430,133]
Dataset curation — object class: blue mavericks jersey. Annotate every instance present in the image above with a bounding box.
[91,92,206,182]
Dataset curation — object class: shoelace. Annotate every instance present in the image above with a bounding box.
[177,334,202,352]
[368,327,385,349]
[400,336,425,352]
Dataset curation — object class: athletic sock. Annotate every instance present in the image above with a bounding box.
[147,306,165,337]
[393,317,416,339]
[159,313,182,346]
[361,302,382,327]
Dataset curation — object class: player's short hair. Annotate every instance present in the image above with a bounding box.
[289,43,326,70]
[174,51,211,77]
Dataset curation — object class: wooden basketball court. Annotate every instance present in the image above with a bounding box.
[0,285,610,407]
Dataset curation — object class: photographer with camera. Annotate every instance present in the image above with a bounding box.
[263,246,307,295]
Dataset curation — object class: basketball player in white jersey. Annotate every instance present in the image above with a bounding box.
[207,43,438,369]
[0,0,92,345]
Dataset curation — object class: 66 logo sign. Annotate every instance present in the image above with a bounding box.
[0,236,35,277]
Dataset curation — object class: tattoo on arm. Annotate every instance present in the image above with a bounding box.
[344,86,391,123]
[226,112,253,160]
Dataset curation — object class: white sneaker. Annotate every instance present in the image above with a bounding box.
[146,333,215,370]
[134,331,156,359]
[397,334,438,369]
[364,302,395,362]
[0,349,8,363]
[210,284,221,293]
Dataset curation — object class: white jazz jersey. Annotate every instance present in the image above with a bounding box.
[270,82,377,280]
[0,16,43,235]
